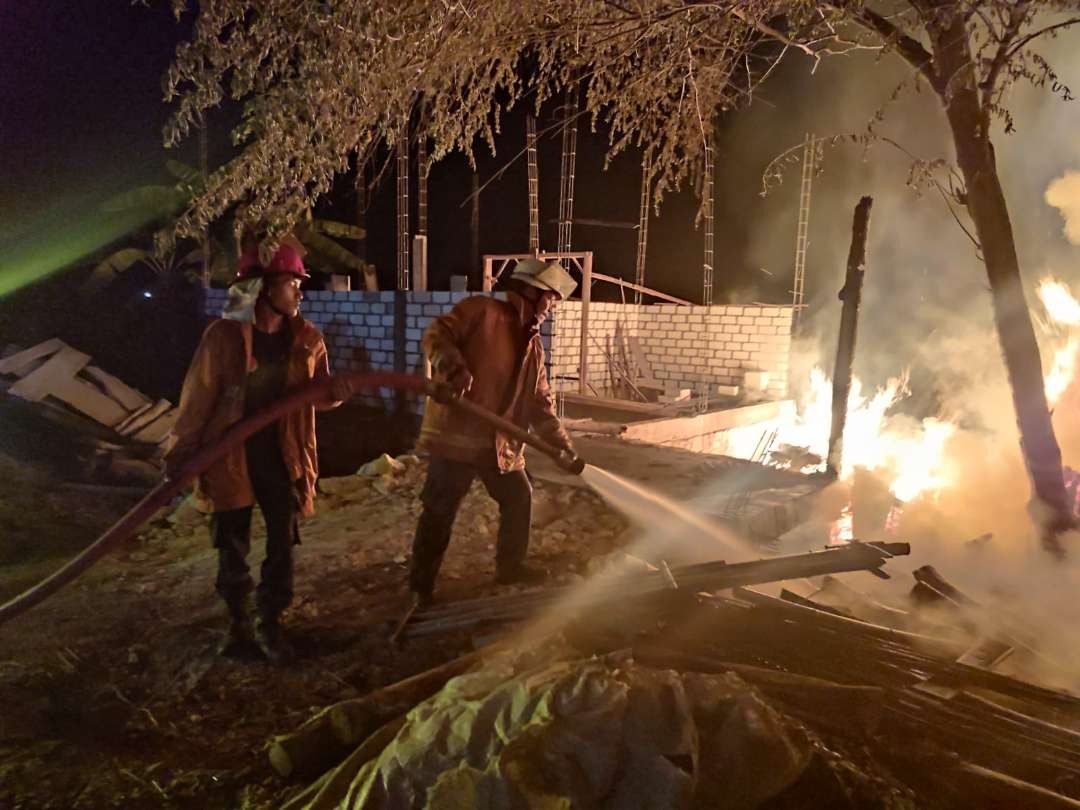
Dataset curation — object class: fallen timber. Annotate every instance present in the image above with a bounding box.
[274,546,1080,808]
[564,588,1080,803]
[401,541,908,639]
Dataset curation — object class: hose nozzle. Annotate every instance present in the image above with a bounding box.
[556,450,587,475]
[427,379,585,474]
[425,380,460,405]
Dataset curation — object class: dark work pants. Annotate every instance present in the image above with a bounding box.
[409,456,533,595]
[210,445,299,620]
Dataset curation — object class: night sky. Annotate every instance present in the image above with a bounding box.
[0,2,191,249]
[0,1,792,307]
[6,2,1079,405]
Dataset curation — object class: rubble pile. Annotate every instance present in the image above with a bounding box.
[0,339,177,485]
[273,566,1080,810]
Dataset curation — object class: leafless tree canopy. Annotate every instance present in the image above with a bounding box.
[164,1,1080,243]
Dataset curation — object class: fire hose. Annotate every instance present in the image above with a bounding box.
[0,372,585,627]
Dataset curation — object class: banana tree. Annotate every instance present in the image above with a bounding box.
[83,239,232,294]
[85,160,231,293]
[294,215,376,290]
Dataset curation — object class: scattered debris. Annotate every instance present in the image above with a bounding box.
[398,542,909,640]
[0,340,176,486]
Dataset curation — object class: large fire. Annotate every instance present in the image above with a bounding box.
[775,277,1080,506]
[775,368,957,502]
[1038,279,1080,407]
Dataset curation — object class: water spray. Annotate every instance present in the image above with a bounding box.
[0,372,586,627]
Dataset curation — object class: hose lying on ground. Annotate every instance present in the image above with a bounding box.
[0,373,429,627]
[0,372,585,627]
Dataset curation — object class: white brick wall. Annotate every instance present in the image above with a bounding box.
[201,290,791,409]
[550,301,792,399]
[202,288,513,414]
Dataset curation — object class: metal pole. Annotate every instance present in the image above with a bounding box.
[792,133,815,330]
[634,154,651,305]
[702,136,714,305]
[471,171,480,288]
[396,114,410,291]
[826,196,873,478]
[579,251,592,395]
[527,114,540,255]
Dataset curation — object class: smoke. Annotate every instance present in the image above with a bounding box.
[1045,170,1080,245]
[710,35,1080,692]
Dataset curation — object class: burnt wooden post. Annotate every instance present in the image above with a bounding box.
[826,196,873,478]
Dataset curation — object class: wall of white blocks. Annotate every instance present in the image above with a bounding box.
[202,288,550,414]
[550,301,792,400]
[203,290,789,409]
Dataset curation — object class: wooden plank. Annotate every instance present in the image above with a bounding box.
[0,339,67,376]
[590,271,692,305]
[119,399,172,437]
[132,407,179,444]
[579,252,592,395]
[49,375,129,426]
[82,366,151,411]
[114,401,154,435]
[8,345,91,402]
[560,391,661,415]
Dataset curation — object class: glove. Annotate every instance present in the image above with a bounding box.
[434,354,473,398]
[447,365,474,397]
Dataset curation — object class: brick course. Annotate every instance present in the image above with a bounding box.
[203,290,792,410]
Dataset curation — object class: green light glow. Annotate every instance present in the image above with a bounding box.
[0,207,163,298]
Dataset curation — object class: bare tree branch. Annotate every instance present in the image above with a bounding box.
[847,4,939,89]
[1004,15,1080,61]
[981,2,1031,108]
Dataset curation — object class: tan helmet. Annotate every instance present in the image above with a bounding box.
[510,258,578,300]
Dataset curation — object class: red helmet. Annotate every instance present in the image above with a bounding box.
[234,243,310,283]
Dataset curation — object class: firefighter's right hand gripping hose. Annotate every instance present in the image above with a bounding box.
[425,381,586,475]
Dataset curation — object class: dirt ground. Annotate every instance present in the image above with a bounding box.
[0,453,629,810]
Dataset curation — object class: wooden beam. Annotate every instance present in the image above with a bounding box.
[590,272,692,306]
[579,251,592,395]
[0,338,65,376]
[50,376,130,427]
[547,217,639,230]
[9,345,91,402]
[83,366,151,411]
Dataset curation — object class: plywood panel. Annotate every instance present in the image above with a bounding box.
[83,366,151,411]
[49,376,130,427]
[0,338,66,376]
[132,407,179,444]
[8,346,91,402]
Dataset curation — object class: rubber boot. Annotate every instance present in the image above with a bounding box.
[219,598,259,659]
[255,613,295,665]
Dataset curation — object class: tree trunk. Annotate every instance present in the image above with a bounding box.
[932,25,1071,556]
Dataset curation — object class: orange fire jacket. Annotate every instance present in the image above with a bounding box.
[417,293,573,471]
[165,316,336,516]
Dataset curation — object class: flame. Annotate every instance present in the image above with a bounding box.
[1046,336,1080,406]
[1038,279,1080,326]
[775,278,1080,538]
[1038,278,1080,406]
[776,368,954,502]
[828,504,853,545]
